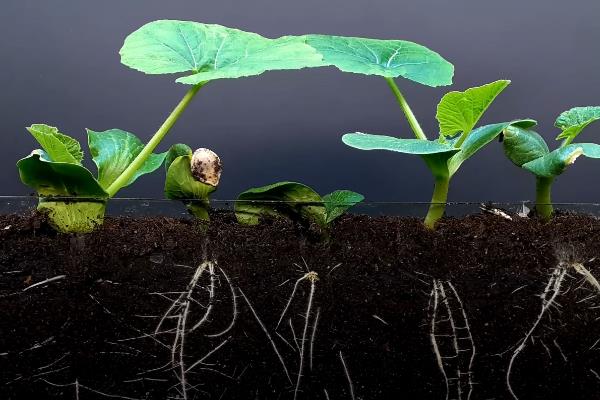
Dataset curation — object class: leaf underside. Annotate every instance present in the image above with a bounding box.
[120,20,324,84]
[235,181,326,226]
[305,34,453,87]
[436,80,510,138]
[87,129,167,189]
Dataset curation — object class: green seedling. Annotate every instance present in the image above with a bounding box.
[502,106,600,220]
[235,181,364,227]
[17,20,325,233]
[164,144,222,220]
[343,80,536,228]
[17,125,166,232]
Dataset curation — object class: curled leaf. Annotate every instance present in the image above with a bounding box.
[501,125,549,167]
[555,106,600,142]
[26,124,83,164]
[522,143,600,177]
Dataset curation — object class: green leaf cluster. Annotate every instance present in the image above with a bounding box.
[17,124,166,232]
[235,182,363,227]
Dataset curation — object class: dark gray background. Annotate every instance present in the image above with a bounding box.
[2,0,600,202]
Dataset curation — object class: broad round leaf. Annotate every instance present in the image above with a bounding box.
[436,80,510,138]
[342,132,459,179]
[17,150,107,198]
[555,106,600,142]
[26,124,83,164]
[235,181,326,226]
[120,20,324,84]
[502,125,549,167]
[87,129,167,189]
[305,35,453,87]
[322,190,364,223]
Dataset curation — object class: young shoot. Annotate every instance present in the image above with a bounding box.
[164,144,222,220]
[16,20,325,233]
[234,181,364,227]
[501,106,600,220]
[343,80,534,228]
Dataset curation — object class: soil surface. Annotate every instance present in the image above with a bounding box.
[1,210,600,400]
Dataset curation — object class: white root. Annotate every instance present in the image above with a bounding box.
[429,280,476,400]
[310,307,321,371]
[293,272,318,400]
[506,265,567,400]
[339,351,355,400]
[206,266,238,338]
[238,287,292,384]
[23,275,66,291]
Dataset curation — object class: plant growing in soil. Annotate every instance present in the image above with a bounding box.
[16,20,325,233]
[235,181,364,227]
[164,144,222,220]
[17,125,166,232]
[501,106,600,219]
[343,80,536,228]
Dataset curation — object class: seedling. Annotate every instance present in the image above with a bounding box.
[234,181,364,227]
[501,106,600,219]
[164,144,222,220]
[17,125,166,232]
[17,20,325,233]
[342,80,535,228]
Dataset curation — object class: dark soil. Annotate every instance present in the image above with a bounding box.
[1,210,600,400]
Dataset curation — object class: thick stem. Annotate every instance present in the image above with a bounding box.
[424,176,450,229]
[106,83,205,197]
[535,176,554,220]
[384,77,427,140]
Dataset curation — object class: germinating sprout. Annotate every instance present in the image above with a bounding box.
[501,106,600,220]
[234,181,364,227]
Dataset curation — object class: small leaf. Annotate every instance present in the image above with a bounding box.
[26,124,83,164]
[165,143,192,172]
[120,20,324,84]
[555,106,600,142]
[165,154,216,220]
[306,35,453,87]
[502,125,549,167]
[436,80,510,138]
[447,119,537,176]
[17,150,107,198]
[342,133,459,179]
[522,143,600,177]
[87,129,167,189]
[323,190,364,223]
[235,182,325,226]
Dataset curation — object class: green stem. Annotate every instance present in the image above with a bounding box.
[535,176,554,220]
[424,176,450,229]
[454,129,470,149]
[384,77,427,140]
[106,83,205,197]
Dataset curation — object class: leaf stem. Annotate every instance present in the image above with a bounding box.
[535,176,554,220]
[106,83,205,197]
[384,77,427,140]
[424,176,450,229]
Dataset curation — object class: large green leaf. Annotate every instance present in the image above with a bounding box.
[322,190,364,223]
[305,35,453,87]
[447,119,536,176]
[522,143,600,177]
[555,106,600,142]
[502,125,549,167]
[26,124,83,164]
[342,133,459,178]
[235,181,326,226]
[17,150,108,198]
[165,154,216,220]
[120,20,324,84]
[87,129,167,189]
[436,80,510,138]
